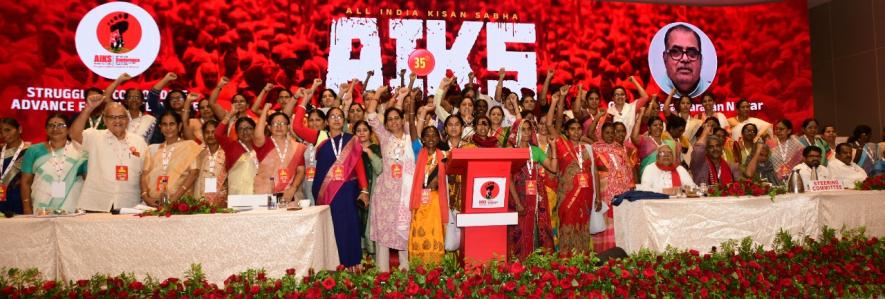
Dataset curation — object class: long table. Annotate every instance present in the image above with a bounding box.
[614,190,885,253]
[0,206,340,284]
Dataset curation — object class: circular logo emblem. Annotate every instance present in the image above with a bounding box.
[408,49,436,76]
[96,12,142,54]
[76,2,160,79]
[480,181,500,200]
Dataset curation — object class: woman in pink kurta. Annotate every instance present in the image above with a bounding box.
[366,95,415,272]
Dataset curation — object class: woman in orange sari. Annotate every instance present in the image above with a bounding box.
[546,91,598,253]
[253,105,306,201]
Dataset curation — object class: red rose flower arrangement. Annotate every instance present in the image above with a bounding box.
[137,194,234,217]
[856,173,885,190]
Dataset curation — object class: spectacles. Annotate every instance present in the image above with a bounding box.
[105,115,128,121]
[328,115,344,120]
[666,47,701,61]
[46,123,67,129]
[271,121,288,127]
[169,97,184,102]
[237,126,255,131]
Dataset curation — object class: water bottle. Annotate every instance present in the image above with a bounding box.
[267,177,277,210]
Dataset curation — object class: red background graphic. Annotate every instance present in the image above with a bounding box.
[0,0,811,143]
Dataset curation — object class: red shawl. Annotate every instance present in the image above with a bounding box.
[706,156,734,185]
[655,161,681,187]
[410,148,449,223]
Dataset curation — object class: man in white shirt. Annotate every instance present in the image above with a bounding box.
[792,146,831,190]
[71,96,148,212]
[828,143,868,188]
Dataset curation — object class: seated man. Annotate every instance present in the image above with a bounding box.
[791,146,831,190]
[740,141,780,185]
[71,96,148,212]
[637,145,696,194]
[689,125,738,186]
[827,143,867,188]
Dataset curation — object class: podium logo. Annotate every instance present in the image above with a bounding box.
[75,2,160,79]
[481,181,500,200]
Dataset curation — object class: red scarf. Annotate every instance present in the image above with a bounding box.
[706,156,734,185]
[410,148,449,223]
[655,161,681,187]
[472,134,500,148]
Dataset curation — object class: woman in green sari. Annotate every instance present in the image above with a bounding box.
[631,112,674,181]
[20,113,87,214]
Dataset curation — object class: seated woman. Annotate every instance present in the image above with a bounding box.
[637,145,696,195]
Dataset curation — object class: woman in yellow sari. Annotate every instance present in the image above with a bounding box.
[193,120,227,207]
[140,111,203,206]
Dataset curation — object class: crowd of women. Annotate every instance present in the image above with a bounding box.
[1,68,883,271]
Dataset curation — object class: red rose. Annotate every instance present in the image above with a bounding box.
[559,277,572,289]
[446,278,455,291]
[76,280,89,287]
[406,280,420,295]
[128,281,143,290]
[510,262,525,276]
[1,286,13,295]
[321,277,336,290]
[642,267,655,279]
[165,211,172,218]
[336,265,345,271]
[257,272,266,281]
[250,284,260,294]
[42,280,56,291]
[285,268,296,276]
[177,203,189,213]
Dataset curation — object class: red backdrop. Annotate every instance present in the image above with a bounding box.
[0,0,811,142]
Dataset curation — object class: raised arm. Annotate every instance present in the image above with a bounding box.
[402,87,414,134]
[627,76,650,110]
[281,88,303,117]
[662,88,677,117]
[303,78,322,108]
[539,69,554,108]
[414,104,432,142]
[291,92,320,144]
[182,93,200,141]
[208,77,231,120]
[434,76,454,119]
[361,70,373,99]
[545,92,561,137]
[631,107,646,146]
[553,85,570,133]
[103,73,132,103]
[494,68,506,103]
[251,83,274,116]
[149,72,178,114]
[72,95,104,144]
[573,85,587,122]
[399,69,407,88]
[364,92,390,140]
[253,103,273,148]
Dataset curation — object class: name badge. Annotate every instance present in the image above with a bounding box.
[156,176,169,192]
[0,184,6,202]
[50,182,66,198]
[115,165,129,181]
[578,174,590,188]
[331,165,345,181]
[278,169,289,183]
[421,189,431,204]
[306,167,316,181]
[204,178,218,193]
[391,163,402,179]
[526,180,538,196]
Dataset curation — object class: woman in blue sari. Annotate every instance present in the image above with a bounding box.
[292,89,369,268]
[0,118,31,215]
